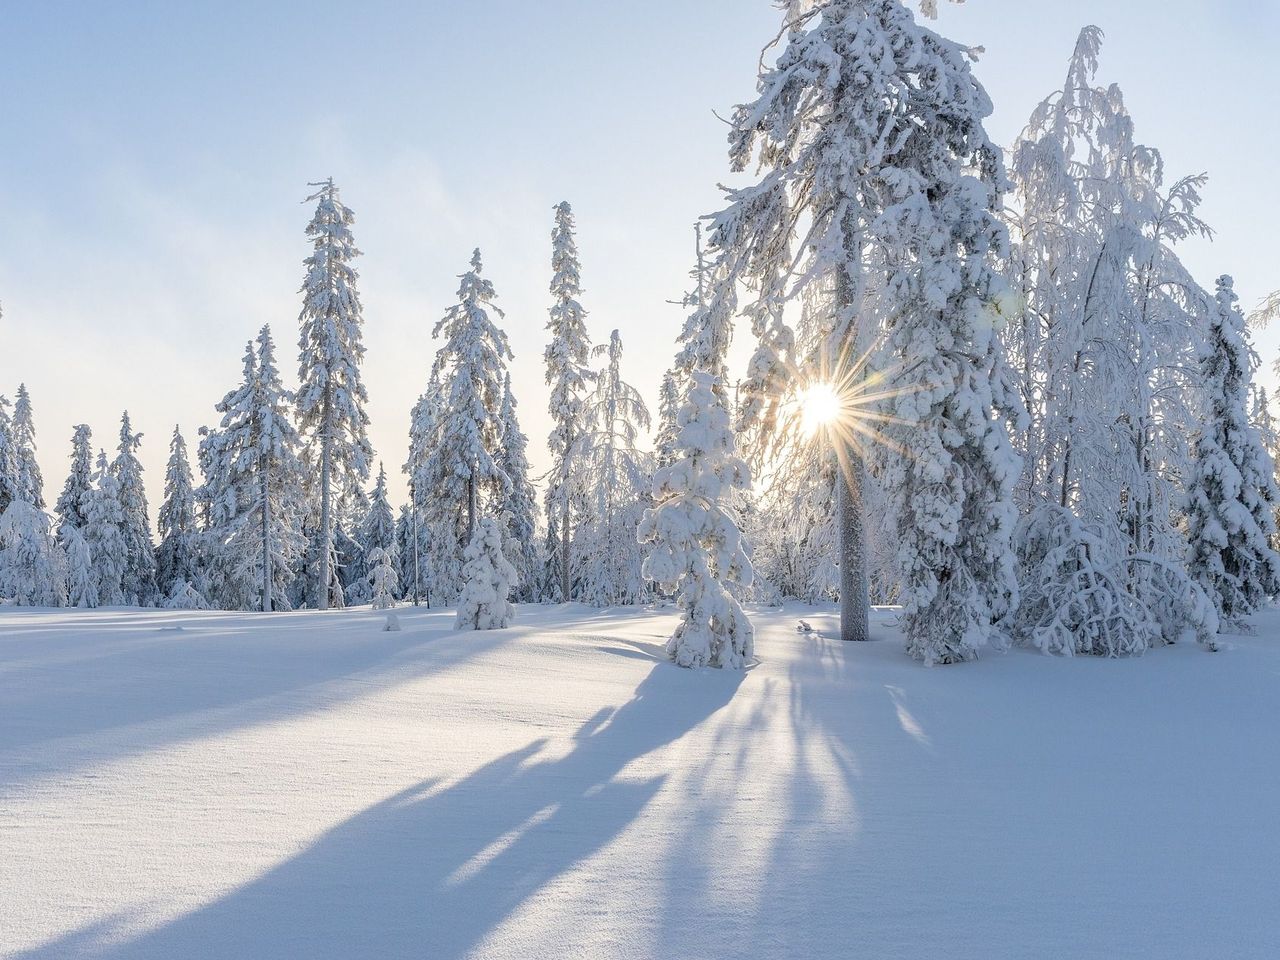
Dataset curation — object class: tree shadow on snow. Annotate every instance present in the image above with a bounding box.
[19,659,743,960]
[0,607,509,792]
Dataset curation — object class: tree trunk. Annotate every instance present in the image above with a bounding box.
[411,489,421,606]
[262,455,272,613]
[835,196,869,643]
[467,467,477,546]
[838,450,870,642]
[318,390,332,611]
[559,458,572,603]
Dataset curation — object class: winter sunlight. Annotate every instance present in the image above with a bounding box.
[3,1,1279,958]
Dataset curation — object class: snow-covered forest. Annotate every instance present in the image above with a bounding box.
[4,2,1280,958]
[4,5,1279,668]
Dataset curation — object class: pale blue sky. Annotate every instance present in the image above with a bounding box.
[2,0,1277,511]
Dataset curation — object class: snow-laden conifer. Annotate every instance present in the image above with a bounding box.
[580,330,652,606]
[63,523,97,608]
[368,545,398,610]
[495,374,540,601]
[360,464,398,607]
[55,424,94,535]
[155,427,203,599]
[544,202,594,602]
[420,249,513,595]
[163,579,210,610]
[394,502,430,605]
[12,384,43,508]
[639,371,754,668]
[296,178,373,609]
[85,450,127,606]
[0,396,18,515]
[715,0,1023,661]
[204,327,308,611]
[455,517,516,630]
[1185,277,1280,625]
[112,412,157,605]
[0,500,65,606]
[654,371,682,469]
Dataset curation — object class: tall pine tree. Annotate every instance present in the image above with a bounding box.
[112,412,157,605]
[544,202,594,602]
[296,178,373,609]
[155,426,203,599]
[55,424,94,535]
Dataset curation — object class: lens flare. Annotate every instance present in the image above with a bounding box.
[799,381,843,436]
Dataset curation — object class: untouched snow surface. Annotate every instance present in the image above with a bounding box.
[1,603,1277,959]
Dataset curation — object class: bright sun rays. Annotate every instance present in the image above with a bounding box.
[799,381,844,436]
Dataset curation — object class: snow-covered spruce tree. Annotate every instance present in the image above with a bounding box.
[111,412,157,605]
[495,374,540,602]
[580,330,653,606]
[296,178,373,609]
[543,202,594,602]
[85,450,128,606]
[0,500,66,607]
[155,426,203,600]
[62,523,97,608]
[368,545,398,610]
[420,249,513,598]
[1184,276,1280,626]
[715,0,1022,661]
[655,370,682,469]
[12,384,44,508]
[455,516,516,630]
[639,371,754,668]
[202,327,308,611]
[54,424,94,535]
[403,381,443,602]
[360,463,398,605]
[0,395,18,515]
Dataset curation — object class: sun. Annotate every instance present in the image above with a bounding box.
[799,381,843,436]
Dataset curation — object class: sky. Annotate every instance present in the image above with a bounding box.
[2,0,1278,519]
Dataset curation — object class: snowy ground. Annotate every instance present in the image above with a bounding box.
[1,603,1277,960]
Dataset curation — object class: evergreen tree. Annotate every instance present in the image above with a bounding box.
[112,412,157,605]
[85,450,127,606]
[296,178,373,610]
[55,424,94,535]
[495,374,540,602]
[203,327,308,611]
[0,500,65,607]
[360,463,397,604]
[655,371,682,469]
[640,371,754,668]
[1185,277,1280,626]
[580,330,652,606]
[155,426,202,598]
[12,384,43,508]
[368,544,398,610]
[393,502,430,604]
[544,202,594,602]
[0,396,17,515]
[716,0,1023,661]
[403,382,442,601]
[455,517,516,630]
[63,524,97,608]
[419,249,513,597]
